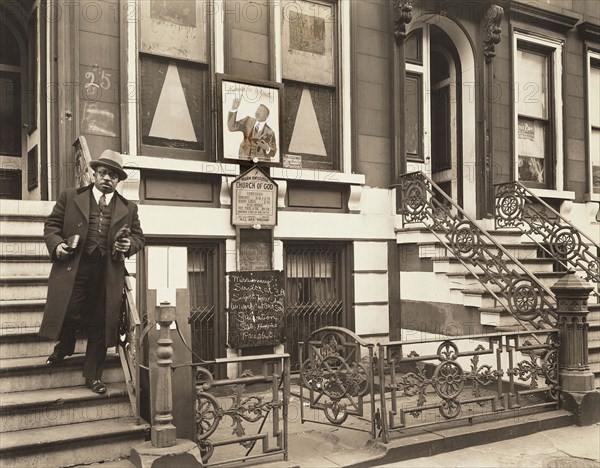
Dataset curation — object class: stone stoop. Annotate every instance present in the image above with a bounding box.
[0,204,149,467]
[396,227,600,387]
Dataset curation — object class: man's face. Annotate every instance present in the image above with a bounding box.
[255,106,268,122]
[93,165,120,193]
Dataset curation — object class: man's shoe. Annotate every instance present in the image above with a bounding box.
[85,378,107,394]
[46,352,65,364]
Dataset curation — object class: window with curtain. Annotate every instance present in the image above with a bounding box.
[515,42,554,188]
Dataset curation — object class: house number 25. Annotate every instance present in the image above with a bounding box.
[84,70,111,91]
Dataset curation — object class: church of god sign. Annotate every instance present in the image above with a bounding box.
[231,165,278,227]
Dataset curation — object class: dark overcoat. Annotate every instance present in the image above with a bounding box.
[39,184,145,347]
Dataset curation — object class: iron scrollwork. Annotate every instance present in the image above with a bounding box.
[380,331,558,440]
[194,355,288,466]
[495,182,600,285]
[300,329,373,426]
[398,172,557,328]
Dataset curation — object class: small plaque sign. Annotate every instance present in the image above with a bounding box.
[232,165,278,227]
[227,271,285,348]
[283,154,302,169]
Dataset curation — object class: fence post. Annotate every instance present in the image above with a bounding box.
[551,271,600,425]
[130,301,203,467]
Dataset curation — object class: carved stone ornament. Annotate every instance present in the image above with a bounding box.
[482,4,504,61]
[394,0,413,44]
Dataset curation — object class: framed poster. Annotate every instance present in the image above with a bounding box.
[218,75,283,165]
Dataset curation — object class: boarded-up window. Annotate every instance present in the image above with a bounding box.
[516,44,553,188]
[139,0,210,159]
[281,0,338,170]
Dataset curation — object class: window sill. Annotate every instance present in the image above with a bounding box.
[122,154,240,177]
[271,167,365,185]
[529,188,576,201]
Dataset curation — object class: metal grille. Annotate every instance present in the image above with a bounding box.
[284,245,346,369]
[188,246,217,364]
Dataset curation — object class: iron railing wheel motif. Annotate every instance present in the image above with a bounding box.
[397,172,557,329]
[495,181,600,285]
[378,331,559,442]
[299,327,377,435]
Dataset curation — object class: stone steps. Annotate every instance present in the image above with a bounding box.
[432,256,556,274]
[0,298,45,330]
[1,276,49,300]
[0,382,132,432]
[0,329,89,359]
[0,204,147,466]
[0,417,149,468]
[0,354,124,393]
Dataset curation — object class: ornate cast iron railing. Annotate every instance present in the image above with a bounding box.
[193,353,289,466]
[299,327,377,437]
[397,172,557,329]
[495,181,600,285]
[378,330,559,442]
[296,326,558,443]
[117,275,142,421]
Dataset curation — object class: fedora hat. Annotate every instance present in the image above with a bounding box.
[89,149,127,180]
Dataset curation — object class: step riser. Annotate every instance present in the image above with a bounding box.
[1,365,124,393]
[1,339,87,360]
[479,312,519,328]
[1,433,145,468]
[1,312,44,330]
[450,276,561,291]
[0,220,45,237]
[0,241,48,257]
[420,245,541,260]
[0,398,132,433]
[0,262,51,277]
[433,261,556,275]
[1,285,48,301]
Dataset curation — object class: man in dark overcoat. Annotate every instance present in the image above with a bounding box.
[39,150,145,394]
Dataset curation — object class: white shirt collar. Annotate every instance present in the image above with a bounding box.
[92,186,115,205]
[255,121,265,132]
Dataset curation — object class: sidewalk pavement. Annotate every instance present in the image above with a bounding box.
[83,392,600,468]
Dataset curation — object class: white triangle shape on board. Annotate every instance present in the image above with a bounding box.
[149,63,197,142]
[288,88,327,157]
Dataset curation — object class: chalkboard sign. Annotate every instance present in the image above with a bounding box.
[228,271,285,349]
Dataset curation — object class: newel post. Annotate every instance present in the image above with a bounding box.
[152,301,177,447]
[130,300,203,467]
[551,271,600,425]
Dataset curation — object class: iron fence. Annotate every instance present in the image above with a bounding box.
[285,245,347,369]
[298,327,559,443]
[193,353,290,466]
[378,329,559,442]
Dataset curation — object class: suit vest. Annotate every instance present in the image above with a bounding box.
[84,193,114,256]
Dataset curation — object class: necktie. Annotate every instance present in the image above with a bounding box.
[255,123,260,134]
[99,194,107,211]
